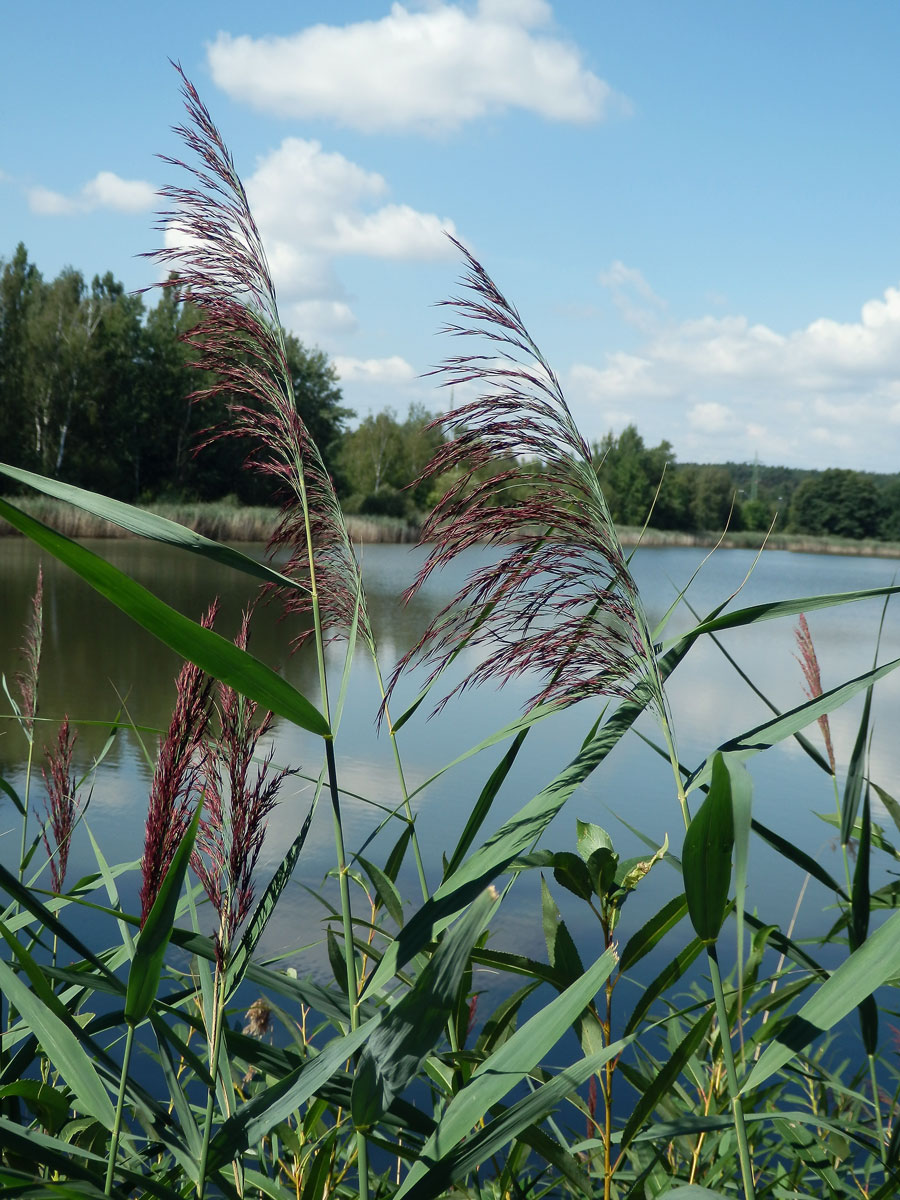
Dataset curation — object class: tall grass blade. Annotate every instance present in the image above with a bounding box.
[0,497,330,737]
[688,655,900,787]
[394,948,617,1199]
[0,462,300,591]
[399,1036,629,1200]
[0,951,116,1130]
[125,810,199,1027]
[365,702,653,998]
[683,754,735,944]
[744,904,900,1091]
[352,886,496,1128]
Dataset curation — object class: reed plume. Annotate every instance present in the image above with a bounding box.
[16,564,43,735]
[389,238,662,716]
[192,610,294,963]
[40,716,81,894]
[794,612,836,774]
[150,66,368,653]
[139,603,217,926]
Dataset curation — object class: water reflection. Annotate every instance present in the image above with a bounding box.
[2,537,899,980]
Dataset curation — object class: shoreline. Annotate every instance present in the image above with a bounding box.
[2,496,900,558]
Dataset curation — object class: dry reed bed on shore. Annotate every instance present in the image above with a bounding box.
[0,496,421,544]
[2,496,899,556]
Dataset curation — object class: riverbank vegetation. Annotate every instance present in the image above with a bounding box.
[2,70,900,1199]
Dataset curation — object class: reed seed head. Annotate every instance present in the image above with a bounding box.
[191,608,295,959]
[16,564,43,735]
[40,716,81,894]
[150,66,370,653]
[388,238,662,717]
[794,612,836,774]
[139,603,217,926]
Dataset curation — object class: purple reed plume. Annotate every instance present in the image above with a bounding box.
[192,609,294,962]
[16,565,43,735]
[139,603,217,926]
[388,239,661,716]
[149,66,369,652]
[794,612,836,774]
[41,716,81,894]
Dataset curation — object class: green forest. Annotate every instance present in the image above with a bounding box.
[2,242,899,540]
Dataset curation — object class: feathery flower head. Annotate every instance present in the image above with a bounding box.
[150,66,369,651]
[794,612,836,774]
[389,238,662,716]
[41,716,82,894]
[140,603,217,926]
[16,564,43,735]
[191,608,295,962]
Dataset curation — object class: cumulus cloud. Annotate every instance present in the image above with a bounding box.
[28,171,155,216]
[333,355,417,385]
[163,136,455,344]
[207,2,621,133]
[568,267,900,471]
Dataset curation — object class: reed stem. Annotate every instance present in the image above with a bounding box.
[708,945,756,1200]
[105,1022,135,1196]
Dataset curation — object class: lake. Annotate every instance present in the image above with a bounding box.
[2,536,899,989]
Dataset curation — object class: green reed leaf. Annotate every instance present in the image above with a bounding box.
[0,497,331,738]
[227,799,317,996]
[124,810,199,1027]
[351,886,496,1129]
[206,1018,378,1172]
[356,853,404,926]
[0,954,116,1130]
[364,701,653,1000]
[745,903,900,1092]
[625,934,706,1036]
[398,1036,629,1200]
[842,685,874,845]
[620,1006,715,1155]
[668,584,900,648]
[394,948,617,1200]
[0,461,300,591]
[687,656,900,790]
[444,729,528,878]
[619,893,688,973]
[751,817,847,899]
[683,753,735,944]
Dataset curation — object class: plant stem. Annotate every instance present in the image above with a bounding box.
[708,945,756,1200]
[869,1053,886,1162]
[106,1022,135,1196]
[18,736,35,884]
[197,973,227,1200]
[373,658,429,903]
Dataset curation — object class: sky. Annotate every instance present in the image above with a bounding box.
[3,1,900,472]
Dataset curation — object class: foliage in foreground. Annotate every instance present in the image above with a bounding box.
[2,69,900,1200]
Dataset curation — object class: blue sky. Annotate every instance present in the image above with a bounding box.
[4,1,900,471]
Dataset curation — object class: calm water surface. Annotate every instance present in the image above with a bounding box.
[2,538,899,985]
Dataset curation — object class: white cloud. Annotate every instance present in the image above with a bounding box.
[599,260,667,332]
[568,274,900,470]
[207,2,620,134]
[163,136,455,344]
[28,171,155,216]
[333,355,416,385]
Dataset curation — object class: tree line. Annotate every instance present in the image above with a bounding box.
[2,243,899,541]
